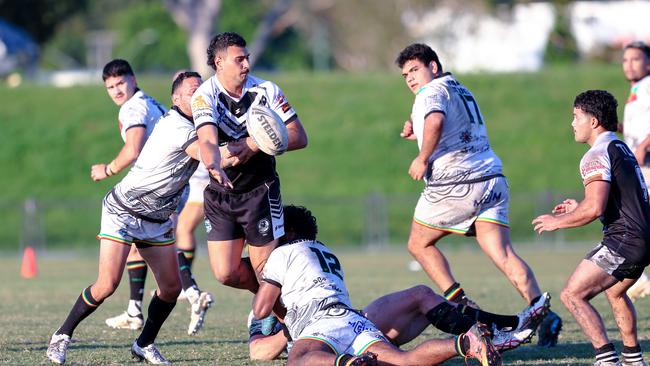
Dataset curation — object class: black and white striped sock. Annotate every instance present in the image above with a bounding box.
[622,344,643,364]
[595,343,619,364]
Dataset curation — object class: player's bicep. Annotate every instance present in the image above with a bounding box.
[123,126,147,154]
[183,139,200,161]
[423,111,445,131]
[583,180,610,216]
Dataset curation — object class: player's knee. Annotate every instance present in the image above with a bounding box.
[93,280,120,300]
[407,239,424,255]
[410,284,436,301]
[214,270,239,287]
[156,282,181,302]
[560,287,576,308]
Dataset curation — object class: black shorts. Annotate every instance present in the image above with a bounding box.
[203,179,284,245]
[585,243,646,281]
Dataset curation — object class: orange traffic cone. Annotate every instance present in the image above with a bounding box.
[21,246,38,279]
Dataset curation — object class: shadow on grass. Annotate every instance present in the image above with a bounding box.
[502,339,650,365]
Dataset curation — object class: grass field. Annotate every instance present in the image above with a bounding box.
[2,245,649,365]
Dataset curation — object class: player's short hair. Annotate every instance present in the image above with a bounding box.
[624,41,650,59]
[573,90,618,132]
[102,59,134,81]
[206,32,247,70]
[283,205,318,241]
[395,43,443,71]
[171,71,201,95]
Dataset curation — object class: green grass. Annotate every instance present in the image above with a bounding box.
[0,64,628,249]
[1,246,649,365]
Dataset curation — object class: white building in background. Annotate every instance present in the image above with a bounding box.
[402,2,555,73]
[570,0,650,55]
[402,1,650,73]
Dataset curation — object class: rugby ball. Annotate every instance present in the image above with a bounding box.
[246,105,289,156]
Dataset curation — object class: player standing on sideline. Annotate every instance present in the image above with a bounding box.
[621,41,650,302]
[191,32,307,294]
[46,72,226,364]
[253,205,503,366]
[90,59,166,331]
[533,90,650,366]
[395,43,560,342]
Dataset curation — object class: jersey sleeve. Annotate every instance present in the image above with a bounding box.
[580,150,612,186]
[177,119,198,151]
[421,84,450,118]
[267,82,297,123]
[191,82,218,131]
[261,249,287,288]
[118,101,148,138]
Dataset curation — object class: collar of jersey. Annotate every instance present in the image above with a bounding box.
[416,72,452,95]
[283,239,322,246]
[213,75,255,101]
[593,131,617,146]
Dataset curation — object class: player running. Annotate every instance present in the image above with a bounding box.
[533,90,650,366]
[91,59,167,331]
[46,71,229,364]
[395,43,561,345]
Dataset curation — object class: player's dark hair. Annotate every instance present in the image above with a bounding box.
[102,59,134,81]
[206,32,247,70]
[171,71,201,95]
[395,43,443,71]
[573,90,619,132]
[625,41,650,59]
[283,205,318,241]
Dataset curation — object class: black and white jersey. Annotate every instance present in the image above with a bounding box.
[191,74,297,193]
[580,131,650,263]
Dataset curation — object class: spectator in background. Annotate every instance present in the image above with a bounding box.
[621,41,650,302]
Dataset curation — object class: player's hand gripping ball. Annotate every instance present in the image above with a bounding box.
[246,105,289,156]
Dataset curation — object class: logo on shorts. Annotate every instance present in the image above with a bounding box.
[258,218,270,234]
[164,228,174,239]
[204,219,212,233]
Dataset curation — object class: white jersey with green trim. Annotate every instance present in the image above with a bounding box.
[112,107,199,222]
[262,239,352,339]
[118,89,167,142]
[624,75,650,161]
[411,73,502,186]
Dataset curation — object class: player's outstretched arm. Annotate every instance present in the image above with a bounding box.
[532,181,609,233]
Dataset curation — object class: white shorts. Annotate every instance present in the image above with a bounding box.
[414,176,509,235]
[97,192,176,248]
[297,308,387,356]
[187,164,209,204]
